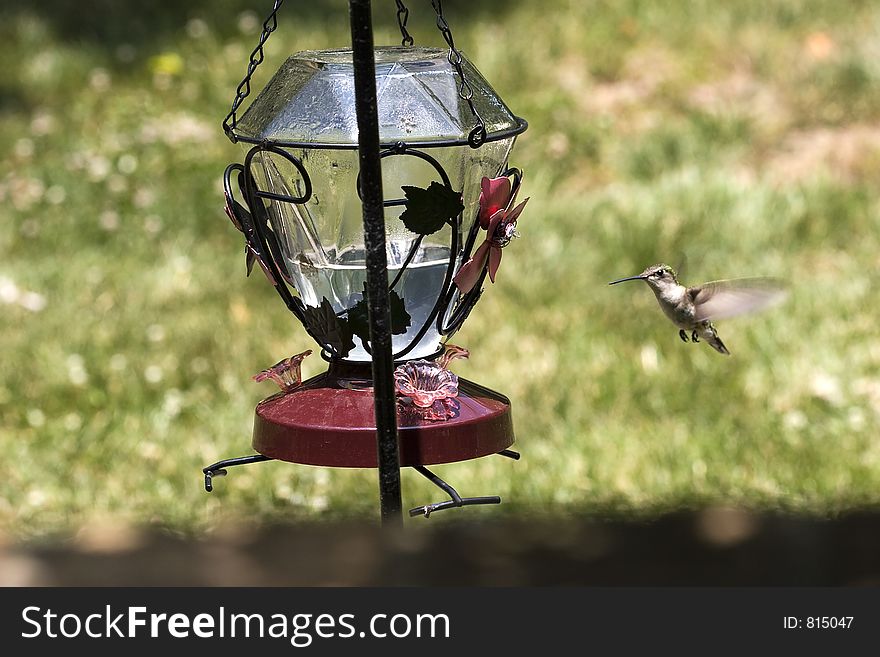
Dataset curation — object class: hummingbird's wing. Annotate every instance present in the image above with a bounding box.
[688,278,788,322]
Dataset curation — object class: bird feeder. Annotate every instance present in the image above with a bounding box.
[203,0,528,519]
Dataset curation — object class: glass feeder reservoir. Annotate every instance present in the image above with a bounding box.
[228,47,524,361]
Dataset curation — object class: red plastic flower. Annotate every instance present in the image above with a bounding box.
[453,175,529,294]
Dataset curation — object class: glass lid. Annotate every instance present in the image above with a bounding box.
[233,47,523,145]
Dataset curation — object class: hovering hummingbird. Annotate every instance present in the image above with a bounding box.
[608,264,787,355]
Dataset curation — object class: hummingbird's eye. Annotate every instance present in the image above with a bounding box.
[654,270,664,277]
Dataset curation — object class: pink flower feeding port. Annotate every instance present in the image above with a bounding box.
[252,350,313,392]
[395,360,460,416]
[394,344,471,422]
[202,0,527,520]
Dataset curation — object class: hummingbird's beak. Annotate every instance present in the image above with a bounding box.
[608,275,646,285]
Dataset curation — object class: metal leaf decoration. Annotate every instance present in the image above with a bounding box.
[347,283,412,346]
[301,298,355,357]
[399,181,464,236]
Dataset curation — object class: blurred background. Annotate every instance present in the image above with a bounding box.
[1,0,879,584]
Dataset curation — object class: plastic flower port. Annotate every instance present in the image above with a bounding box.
[437,343,470,369]
[252,349,312,392]
[394,360,459,407]
[394,360,460,422]
[394,345,470,422]
[453,175,529,294]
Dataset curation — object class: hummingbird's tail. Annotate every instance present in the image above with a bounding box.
[699,322,730,355]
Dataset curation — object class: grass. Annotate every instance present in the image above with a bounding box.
[1,0,879,538]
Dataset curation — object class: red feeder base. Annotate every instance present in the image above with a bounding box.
[252,361,514,467]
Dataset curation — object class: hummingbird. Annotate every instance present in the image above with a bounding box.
[608,263,787,355]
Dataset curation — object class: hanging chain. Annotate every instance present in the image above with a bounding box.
[222,0,285,142]
[430,0,487,148]
[395,0,414,46]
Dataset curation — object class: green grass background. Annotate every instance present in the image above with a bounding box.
[1,0,879,538]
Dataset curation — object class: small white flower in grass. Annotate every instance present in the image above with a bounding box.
[10,177,44,210]
[117,153,138,175]
[224,43,244,63]
[87,155,111,182]
[284,490,306,506]
[134,188,156,208]
[0,277,19,304]
[783,410,807,430]
[848,407,866,431]
[186,18,209,39]
[639,343,659,372]
[139,442,161,461]
[27,489,47,507]
[146,324,165,342]
[88,68,111,92]
[109,353,128,371]
[14,138,34,158]
[141,113,214,144]
[171,255,192,273]
[63,413,82,431]
[143,215,162,234]
[99,210,119,231]
[810,371,843,406]
[144,365,163,384]
[0,276,47,312]
[45,185,66,205]
[66,354,88,386]
[190,357,209,374]
[162,389,183,417]
[30,111,56,137]
[29,51,57,81]
[18,291,46,313]
[237,11,259,34]
[26,409,46,428]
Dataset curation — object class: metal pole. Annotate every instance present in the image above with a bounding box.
[349,0,404,526]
